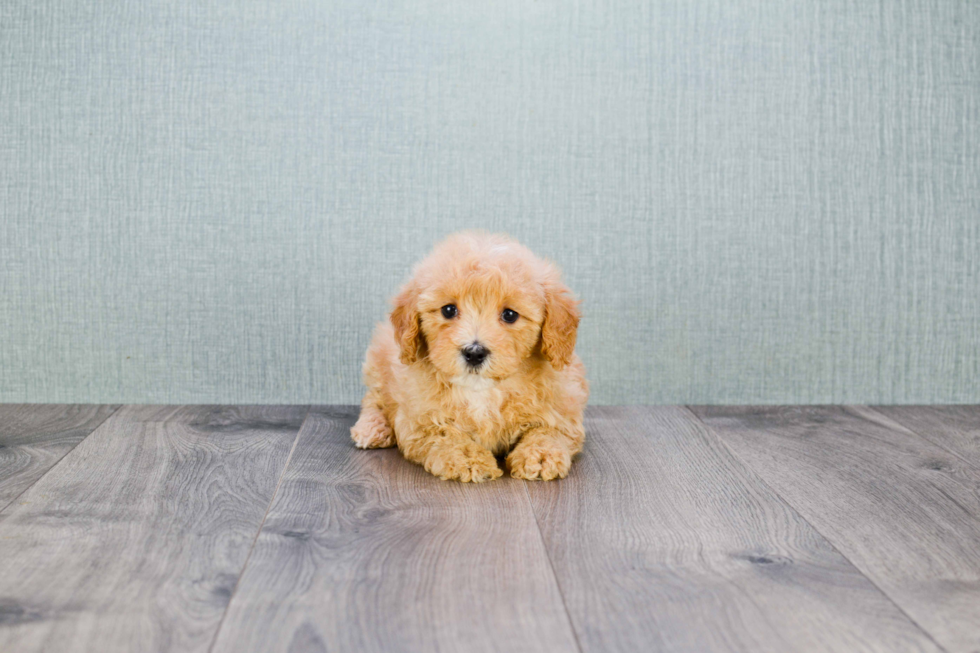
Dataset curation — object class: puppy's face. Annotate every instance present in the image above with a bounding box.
[390,234,580,381]
[418,271,544,381]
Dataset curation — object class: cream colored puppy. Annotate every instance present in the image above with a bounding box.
[351,231,588,482]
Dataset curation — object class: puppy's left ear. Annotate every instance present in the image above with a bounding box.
[390,281,426,364]
[540,275,580,371]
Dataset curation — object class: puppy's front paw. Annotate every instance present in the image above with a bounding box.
[507,441,571,481]
[425,443,503,483]
[351,408,395,449]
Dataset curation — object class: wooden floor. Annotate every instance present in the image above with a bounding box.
[0,406,978,653]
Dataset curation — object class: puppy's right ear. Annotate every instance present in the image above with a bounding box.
[390,282,426,364]
[540,278,580,371]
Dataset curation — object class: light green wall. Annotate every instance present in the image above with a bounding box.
[2,0,978,404]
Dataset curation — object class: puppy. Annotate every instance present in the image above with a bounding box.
[351,231,588,482]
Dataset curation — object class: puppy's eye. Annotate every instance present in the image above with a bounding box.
[441,304,458,319]
[501,308,519,324]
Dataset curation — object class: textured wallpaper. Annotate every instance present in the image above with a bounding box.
[1,0,978,404]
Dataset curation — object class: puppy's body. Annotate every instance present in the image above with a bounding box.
[352,232,588,482]
[359,322,588,458]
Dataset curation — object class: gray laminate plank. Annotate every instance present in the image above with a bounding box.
[525,406,942,653]
[691,405,980,653]
[210,405,579,653]
[0,404,120,512]
[871,406,980,470]
[0,404,308,653]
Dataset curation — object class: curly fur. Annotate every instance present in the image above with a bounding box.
[351,231,589,482]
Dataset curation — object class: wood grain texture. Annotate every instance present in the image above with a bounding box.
[872,406,980,469]
[0,405,307,653]
[0,404,119,512]
[210,405,579,653]
[524,406,940,653]
[691,405,980,653]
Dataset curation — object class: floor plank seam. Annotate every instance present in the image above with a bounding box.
[862,405,980,474]
[205,404,313,653]
[521,481,585,653]
[681,405,953,653]
[0,404,122,517]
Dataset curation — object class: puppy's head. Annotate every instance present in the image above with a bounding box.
[390,232,580,381]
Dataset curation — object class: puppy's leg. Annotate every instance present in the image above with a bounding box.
[351,392,395,449]
[507,425,582,481]
[400,423,502,483]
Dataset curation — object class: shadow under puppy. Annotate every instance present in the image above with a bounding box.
[352,231,589,482]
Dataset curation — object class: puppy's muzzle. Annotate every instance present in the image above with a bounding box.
[461,343,489,369]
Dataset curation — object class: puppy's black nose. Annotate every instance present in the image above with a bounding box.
[462,343,489,367]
